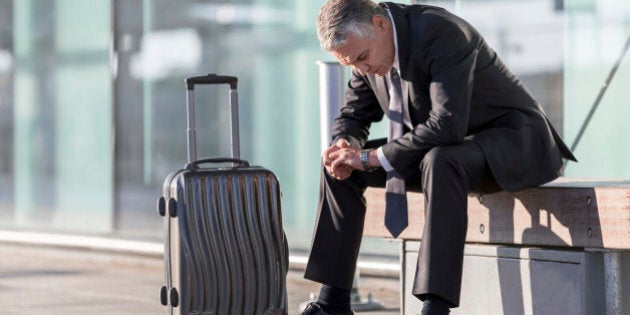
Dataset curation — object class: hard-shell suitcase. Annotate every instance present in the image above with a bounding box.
[158,74,288,315]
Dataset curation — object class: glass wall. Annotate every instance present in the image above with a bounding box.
[0,0,628,252]
[562,0,630,178]
[0,0,112,233]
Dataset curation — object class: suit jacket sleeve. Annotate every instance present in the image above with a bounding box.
[330,70,385,149]
[381,18,479,176]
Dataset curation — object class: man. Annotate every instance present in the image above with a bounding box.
[302,1,576,315]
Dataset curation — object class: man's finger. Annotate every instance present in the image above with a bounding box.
[324,157,333,167]
[323,143,344,164]
[328,151,340,161]
[336,138,350,148]
[325,165,337,178]
[330,156,346,174]
[337,166,352,180]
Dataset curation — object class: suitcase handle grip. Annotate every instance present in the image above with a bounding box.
[186,74,237,90]
[185,158,250,170]
[185,74,240,162]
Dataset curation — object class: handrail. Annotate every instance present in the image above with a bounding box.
[569,34,630,154]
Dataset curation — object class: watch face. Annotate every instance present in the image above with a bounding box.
[361,151,370,170]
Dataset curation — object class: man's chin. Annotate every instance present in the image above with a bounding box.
[375,66,391,76]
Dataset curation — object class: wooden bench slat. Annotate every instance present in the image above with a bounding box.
[363,182,630,249]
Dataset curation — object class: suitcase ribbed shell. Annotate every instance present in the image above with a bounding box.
[162,166,287,315]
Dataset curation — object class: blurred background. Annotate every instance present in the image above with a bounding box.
[0,0,628,256]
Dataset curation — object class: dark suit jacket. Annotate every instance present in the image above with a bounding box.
[331,2,576,192]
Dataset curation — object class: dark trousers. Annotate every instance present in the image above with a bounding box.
[304,138,501,307]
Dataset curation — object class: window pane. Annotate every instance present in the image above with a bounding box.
[562,0,630,178]
[0,1,14,225]
[0,0,112,232]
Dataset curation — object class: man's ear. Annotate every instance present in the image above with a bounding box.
[372,15,387,31]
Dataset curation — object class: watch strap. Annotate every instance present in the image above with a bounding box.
[360,150,373,171]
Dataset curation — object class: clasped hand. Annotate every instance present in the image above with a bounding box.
[323,139,363,180]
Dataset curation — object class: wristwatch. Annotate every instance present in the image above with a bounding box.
[360,149,374,171]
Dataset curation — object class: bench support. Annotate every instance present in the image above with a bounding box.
[604,251,623,315]
[399,241,629,315]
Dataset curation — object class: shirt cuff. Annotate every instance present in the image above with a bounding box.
[376,147,394,172]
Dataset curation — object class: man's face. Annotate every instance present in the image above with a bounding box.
[331,15,395,76]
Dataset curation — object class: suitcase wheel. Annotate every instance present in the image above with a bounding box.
[169,287,179,307]
[168,198,177,218]
[157,197,166,217]
[160,286,168,306]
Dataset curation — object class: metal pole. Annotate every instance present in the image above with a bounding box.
[186,90,197,163]
[604,251,623,315]
[229,89,240,159]
[317,61,345,152]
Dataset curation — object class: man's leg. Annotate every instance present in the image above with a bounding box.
[304,162,386,289]
[305,138,388,289]
[303,140,389,314]
[413,140,500,308]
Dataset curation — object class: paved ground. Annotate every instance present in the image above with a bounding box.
[0,243,400,315]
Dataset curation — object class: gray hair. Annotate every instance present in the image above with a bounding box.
[317,0,388,51]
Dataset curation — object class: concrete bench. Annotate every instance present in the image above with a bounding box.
[363,179,630,315]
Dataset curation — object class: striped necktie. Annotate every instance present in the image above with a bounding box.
[385,67,408,238]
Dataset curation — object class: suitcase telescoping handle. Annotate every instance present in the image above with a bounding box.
[184,74,240,163]
[185,158,250,170]
[186,74,237,90]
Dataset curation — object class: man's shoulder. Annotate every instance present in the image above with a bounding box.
[385,2,449,22]
[404,5,480,49]
[406,5,470,32]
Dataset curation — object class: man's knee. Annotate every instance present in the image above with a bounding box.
[420,146,462,173]
[420,143,499,194]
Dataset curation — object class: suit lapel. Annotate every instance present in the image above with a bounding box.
[383,2,413,126]
[368,74,390,114]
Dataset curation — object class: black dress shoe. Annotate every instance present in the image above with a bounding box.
[301,302,354,315]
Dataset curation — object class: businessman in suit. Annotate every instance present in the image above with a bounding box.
[302,1,576,314]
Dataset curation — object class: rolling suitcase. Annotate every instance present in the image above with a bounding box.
[158,74,288,315]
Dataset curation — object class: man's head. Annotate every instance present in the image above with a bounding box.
[317,0,396,76]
